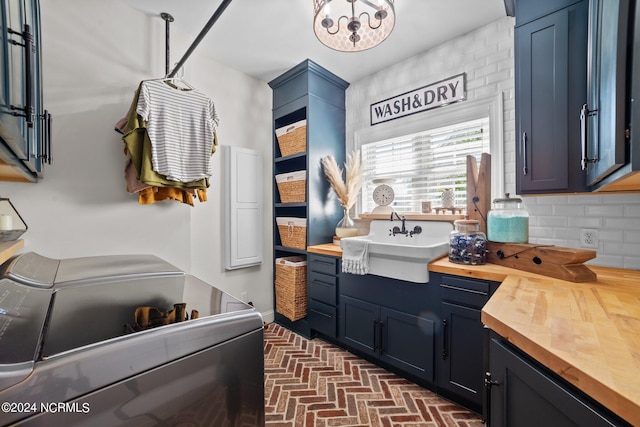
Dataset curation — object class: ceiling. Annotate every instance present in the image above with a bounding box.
[122,0,508,84]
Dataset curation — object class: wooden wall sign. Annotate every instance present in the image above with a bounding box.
[370,73,466,125]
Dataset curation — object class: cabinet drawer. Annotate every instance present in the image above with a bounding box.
[308,299,337,338]
[308,254,339,275]
[440,275,490,309]
[308,271,337,306]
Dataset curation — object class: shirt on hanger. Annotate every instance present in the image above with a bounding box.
[136,80,219,182]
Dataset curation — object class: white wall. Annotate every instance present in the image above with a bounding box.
[0,0,275,318]
[346,16,640,270]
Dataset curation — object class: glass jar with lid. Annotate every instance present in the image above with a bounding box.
[449,219,487,265]
[487,193,529,243]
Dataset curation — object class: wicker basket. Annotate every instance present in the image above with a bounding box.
[275,256,308,321]
[275,120,307,157]
[276,217,307,250]
[276,171,306,203]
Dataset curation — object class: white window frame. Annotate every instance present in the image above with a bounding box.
[352,92,505,216]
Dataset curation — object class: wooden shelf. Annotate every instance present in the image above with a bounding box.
[0,240,24,264]
[359,212,465,222]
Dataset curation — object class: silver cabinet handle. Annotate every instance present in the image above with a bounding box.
[580,103,598,170]
[521,132,528,175]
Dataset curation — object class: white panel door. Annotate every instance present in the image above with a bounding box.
[224,146,263,270]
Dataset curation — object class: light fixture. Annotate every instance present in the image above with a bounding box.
[313,0,395,52]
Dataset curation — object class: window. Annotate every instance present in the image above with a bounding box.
[360,117,490,213]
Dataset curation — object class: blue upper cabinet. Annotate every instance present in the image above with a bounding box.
[515,0,589,194]
[586,0,639,191]
[0,0,51,182]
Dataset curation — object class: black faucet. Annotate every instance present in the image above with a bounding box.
[390,211,422,237]
[390,211,407,236]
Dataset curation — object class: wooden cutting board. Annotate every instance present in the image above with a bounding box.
[486,242,597,282]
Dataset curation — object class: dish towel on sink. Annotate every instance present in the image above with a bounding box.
[341,239,370,275]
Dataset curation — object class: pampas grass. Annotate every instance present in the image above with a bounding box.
[322,150,363,210]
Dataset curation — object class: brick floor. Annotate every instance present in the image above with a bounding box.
[264,323,484,427]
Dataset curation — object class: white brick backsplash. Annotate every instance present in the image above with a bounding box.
[586,204,624,217]
[600,229,624,242]
[624,204,640,216]
[567,216,602,228]
[346,16,640,269]
[605,217,640,230]
[623,256,640,270]
[533,215,568,228]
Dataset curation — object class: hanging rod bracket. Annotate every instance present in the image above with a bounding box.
[160,12,174,22]
[166,0,233,78]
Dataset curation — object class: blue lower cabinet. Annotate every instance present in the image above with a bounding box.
[340,294,436,383]
[487,333,630,427]
[435,273,497,413]
[307,254,340,338]
[439,301,485,413]
[379,307,435,382]
[307,299,336,338]
[341,295,378,355]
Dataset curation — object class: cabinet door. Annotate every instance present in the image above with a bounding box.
[440,302,484,411]
[0,0,43,176]
[488,336,626,427]
[379,307,435,382]
[0,0,28,159]
[340,295,378,357]
[516,1,588,193]
[585,0,629,185]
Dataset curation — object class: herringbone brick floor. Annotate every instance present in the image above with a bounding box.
[264,323,484,427]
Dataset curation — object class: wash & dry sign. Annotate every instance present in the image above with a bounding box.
[370,73,466,125]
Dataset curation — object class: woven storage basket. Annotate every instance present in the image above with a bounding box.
[275,256,308,321]
[275,171,306,203]
[276,217,307,249]
[275,120,307,156]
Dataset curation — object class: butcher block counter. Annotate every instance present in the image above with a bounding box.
[0,240,24,264]
[308,244,640,425]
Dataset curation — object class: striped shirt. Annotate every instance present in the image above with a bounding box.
[137,80,219,182]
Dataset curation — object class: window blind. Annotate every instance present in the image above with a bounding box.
[361,117,490,213]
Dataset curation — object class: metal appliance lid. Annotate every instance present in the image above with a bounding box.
[1,252,184,288]
[0,278,53,365]
[1,252,60,288]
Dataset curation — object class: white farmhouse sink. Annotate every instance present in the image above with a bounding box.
[340,219,452,283]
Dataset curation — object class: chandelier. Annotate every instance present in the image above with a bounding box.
[313,0,396,52]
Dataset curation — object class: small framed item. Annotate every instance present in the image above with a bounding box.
[421,201,432,214]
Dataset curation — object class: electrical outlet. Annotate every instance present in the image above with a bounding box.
[580,229,599,248]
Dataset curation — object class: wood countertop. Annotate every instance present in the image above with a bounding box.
[0,240,24,265]
[308,244,640,425]
[432,257,640,426]
[307,243,343,257]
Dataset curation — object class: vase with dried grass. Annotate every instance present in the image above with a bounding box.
[322,151,363,238]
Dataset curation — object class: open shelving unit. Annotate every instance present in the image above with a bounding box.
[269,59,349,337]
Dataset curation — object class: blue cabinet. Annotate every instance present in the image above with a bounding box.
[585,0,640,191]
[269,60,348,337]
[0,0,51,182]
[515,0,589,194]
[307,253,340,338]
[434,273,500,414]
[339,273,439,385]
[487,332,630,426]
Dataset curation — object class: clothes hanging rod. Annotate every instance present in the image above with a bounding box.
[166,0,233,78]
[160,12,174,76]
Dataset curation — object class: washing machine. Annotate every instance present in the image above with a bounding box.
[0,252,265,426]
